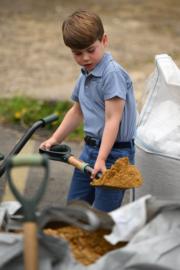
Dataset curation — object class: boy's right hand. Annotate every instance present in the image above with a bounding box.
[39,137,58,150]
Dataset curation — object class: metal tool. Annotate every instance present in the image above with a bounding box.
[6,154,49,270]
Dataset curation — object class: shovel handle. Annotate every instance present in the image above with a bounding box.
[6,154,49,221]
[68,156,88,171]
[8,154,47,167]
[68,156,102,178]
[23,222,38,270]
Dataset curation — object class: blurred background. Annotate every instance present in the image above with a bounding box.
[0,0,180,109]
[0,0,180,207]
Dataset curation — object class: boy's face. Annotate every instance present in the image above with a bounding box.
[71,34,108,72]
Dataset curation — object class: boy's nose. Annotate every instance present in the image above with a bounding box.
[82,52,90,61]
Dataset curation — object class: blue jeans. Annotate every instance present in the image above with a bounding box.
[67,144,135,212]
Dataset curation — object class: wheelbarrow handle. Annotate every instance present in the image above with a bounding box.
[0,113,59,177]
[40,114,59,126]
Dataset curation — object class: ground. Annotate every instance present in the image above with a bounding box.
[0,0,180,110]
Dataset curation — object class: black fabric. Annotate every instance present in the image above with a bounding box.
[84,136,134,149]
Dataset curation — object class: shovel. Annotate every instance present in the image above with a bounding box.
[39,144,142,201]
[39,144,102,178]
[6,154,49,270]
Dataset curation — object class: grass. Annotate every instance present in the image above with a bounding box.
[0,96,84,141]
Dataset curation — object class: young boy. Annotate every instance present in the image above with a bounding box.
[40,9,137,212]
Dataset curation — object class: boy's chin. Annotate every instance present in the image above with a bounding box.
[84,64,96,72]
[84,64,94,71]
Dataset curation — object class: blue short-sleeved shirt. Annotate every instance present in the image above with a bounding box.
[71,52,136,142]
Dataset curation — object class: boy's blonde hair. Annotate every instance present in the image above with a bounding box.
[62,9,104,49]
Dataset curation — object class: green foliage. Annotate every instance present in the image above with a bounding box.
[0,96,84,141]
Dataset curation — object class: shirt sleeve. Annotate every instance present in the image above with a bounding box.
[71,75,82,102]
[103,70,130,101]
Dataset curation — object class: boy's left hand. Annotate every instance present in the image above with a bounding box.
[91,159,106,179]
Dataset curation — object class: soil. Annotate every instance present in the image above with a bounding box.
[1,0,180,110]
[44,226,126,265]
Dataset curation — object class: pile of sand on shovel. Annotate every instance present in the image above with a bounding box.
[90,157,143,189]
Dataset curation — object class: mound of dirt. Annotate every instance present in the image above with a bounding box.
[44,226,126,265]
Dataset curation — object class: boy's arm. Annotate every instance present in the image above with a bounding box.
[40,102,83,149]
[92,97,125,177]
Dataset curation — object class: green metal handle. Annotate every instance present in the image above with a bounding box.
[8,154,47,167]
[6,154,49,221]
[40,114,59,127]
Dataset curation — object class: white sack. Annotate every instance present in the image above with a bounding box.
[136,54,180,159]
[135,54,180,200]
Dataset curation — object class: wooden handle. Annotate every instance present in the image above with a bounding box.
[68,156,86,171]
[23,222,38,270]
[68,156,103,178]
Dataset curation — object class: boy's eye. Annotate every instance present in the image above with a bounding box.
[87,48,95,53]
[72,46,95,56]
[73,51,82,56]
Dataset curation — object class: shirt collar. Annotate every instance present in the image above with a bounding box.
[81,52,113,77]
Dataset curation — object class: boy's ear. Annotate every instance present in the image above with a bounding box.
[102,34,108,47]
